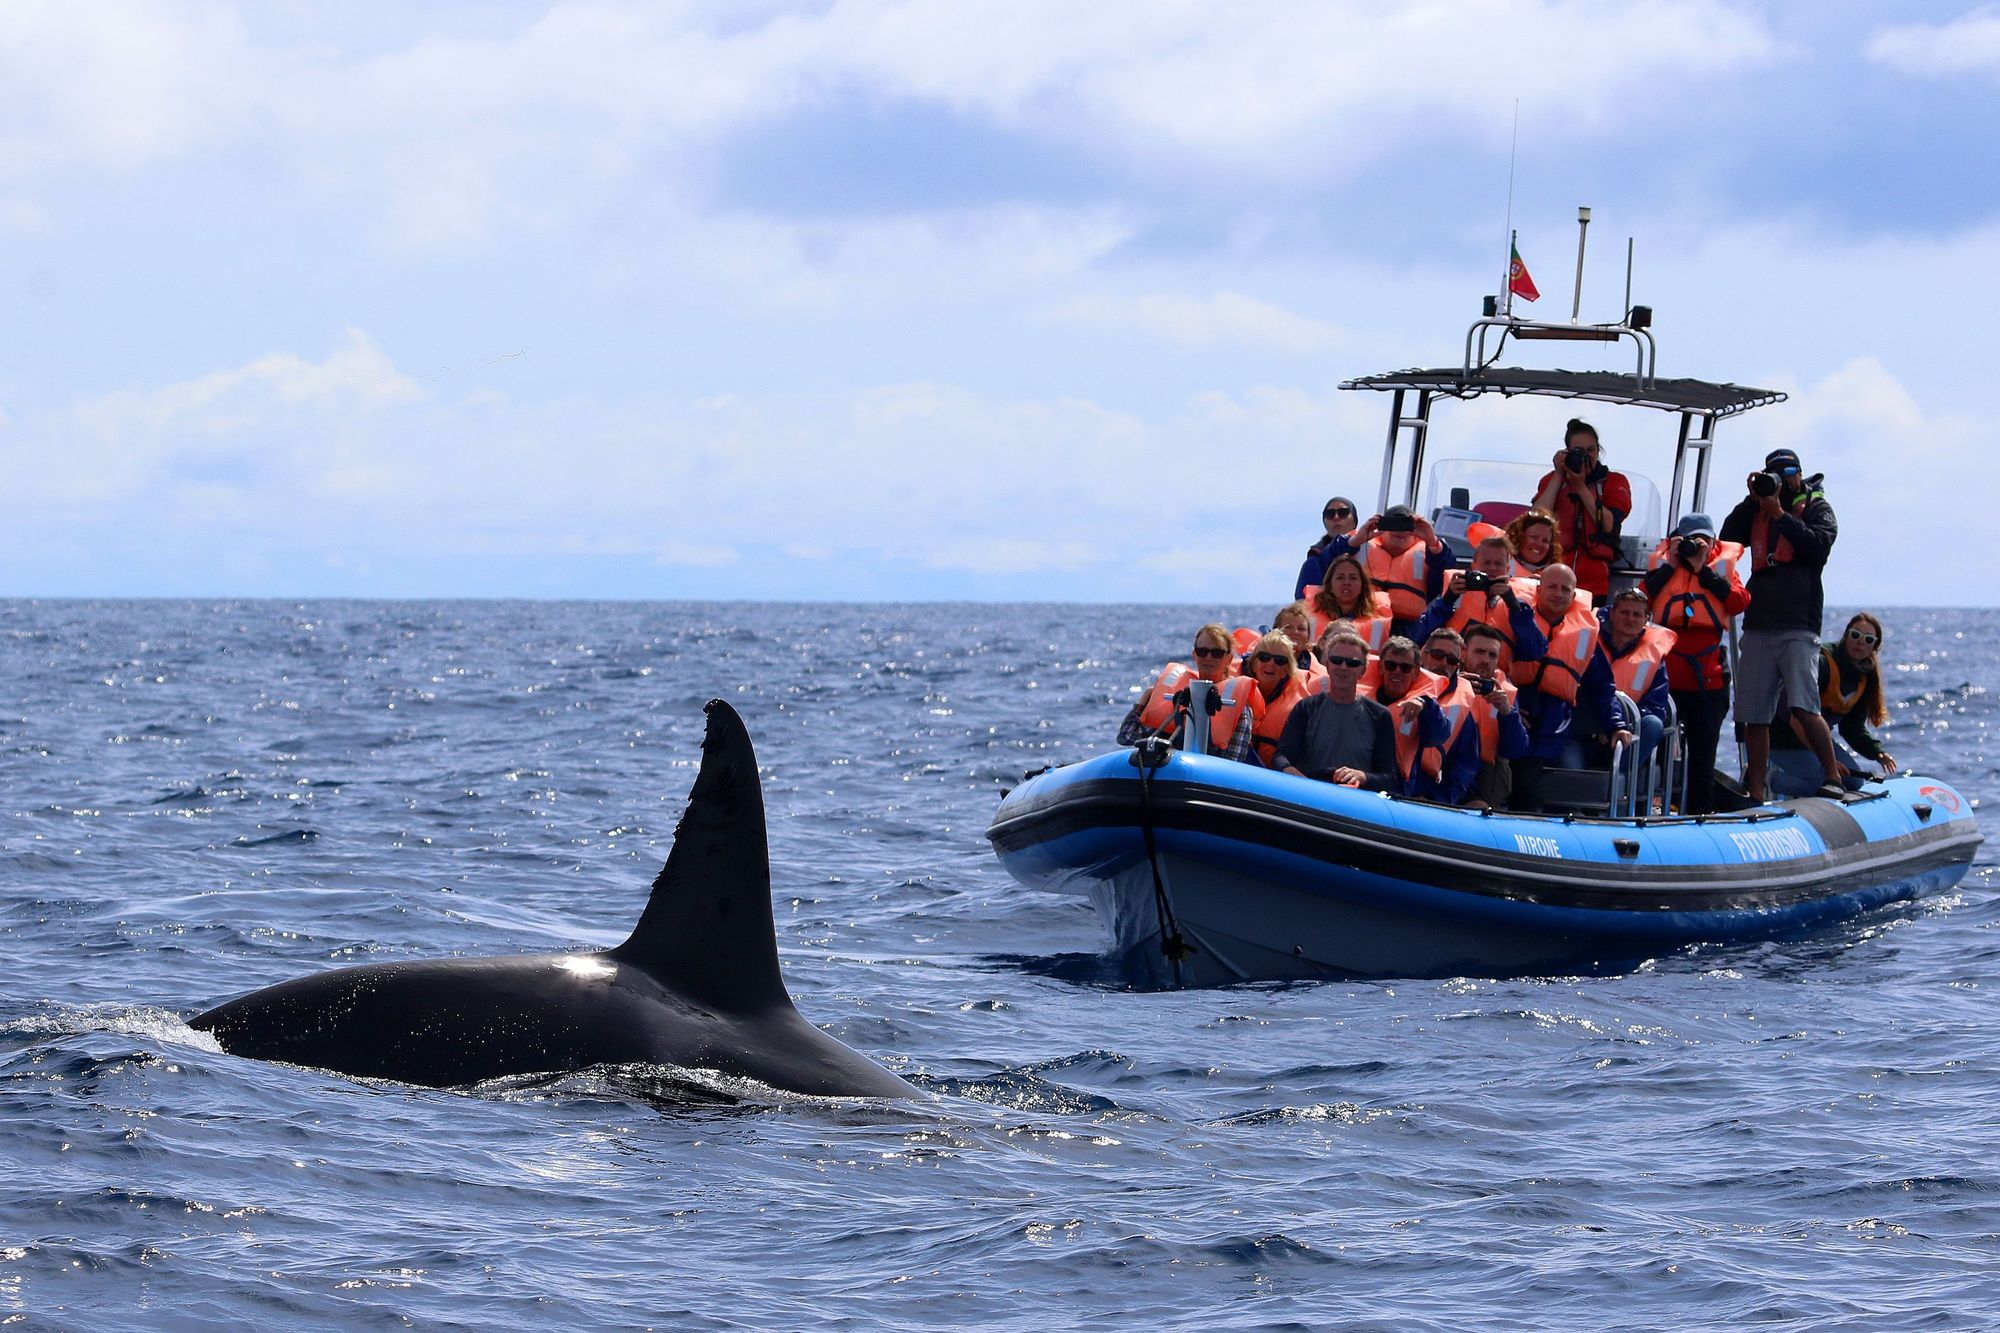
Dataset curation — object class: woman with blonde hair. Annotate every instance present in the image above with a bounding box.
[1504,508,1564,579]
[1117,623,1262,761]
[1244,631,1312,768]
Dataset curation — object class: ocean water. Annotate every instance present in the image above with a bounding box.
[2,599,1994,1331]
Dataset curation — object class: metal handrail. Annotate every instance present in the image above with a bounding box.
[1463,316,1657,386]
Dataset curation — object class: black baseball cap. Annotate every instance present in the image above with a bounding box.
[1764,448,1802,474]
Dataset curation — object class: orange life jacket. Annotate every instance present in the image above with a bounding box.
[1444,576,1538,676]
[1511,604,1600,705]
[1510,556,1550,580]
[1361,541,1433,622]
[1436,673,1517,764]
[1605,624,1678,701]
[1646,539,1744,637]
[1367,669,1451,779]
[1137,664,1259,752]
[1749,510,1795,570]
[1250,674,1312,767]
[1310,590,1395,649]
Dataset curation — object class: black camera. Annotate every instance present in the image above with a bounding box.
[1750,471,1779,498]
[1677,536,1704,563]
[1471,675,1496,695]
[1462,569,1494,594]
[1564,447,1591,473]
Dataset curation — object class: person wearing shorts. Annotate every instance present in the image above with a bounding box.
[1720,448,1840,801]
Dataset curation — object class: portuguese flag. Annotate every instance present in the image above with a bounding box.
[1509,243,1540,302]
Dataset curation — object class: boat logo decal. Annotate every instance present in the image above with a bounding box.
[1513,834,1563,858]
[1726,827,1813,862]
[1919,784,1961,814]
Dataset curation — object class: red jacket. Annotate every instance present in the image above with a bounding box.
[1534,468,1631,598]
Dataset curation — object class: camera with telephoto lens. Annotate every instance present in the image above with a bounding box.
[1677,536,1704,563]
[1564,447,1591,474]
[1471,675,1496,695]
[1462,569,1495,594]
[1750,471,1779,498]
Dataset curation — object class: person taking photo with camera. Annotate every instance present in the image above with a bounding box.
[1719,447,1841,802]
[1641,512,1750,814]
[1530,418,1631,600]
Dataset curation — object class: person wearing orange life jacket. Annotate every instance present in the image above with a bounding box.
[1641,512,1751,814]
[1408,624,1531,808]
[1342,504,1456,638]
[1590,588,1675,783]
[1244,631,1314,769]
[1271,601,1327,685]
[1412,533,1548,677]
[1116,622,1261,762]
[1309,554,1396,653]
[1504,508,1564,580]
[1508,564,1631,813]
[1770,613,1898,796]
[1530,418,1631,600]
[1270,630,1401,789]
[1720,447,1842,802]
[1357,634,1449,786]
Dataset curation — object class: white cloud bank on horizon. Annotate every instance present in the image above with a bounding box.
[1867,9,2000,78]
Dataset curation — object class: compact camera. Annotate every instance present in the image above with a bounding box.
[1471,675,1497,695]
[1462,569,1495,594]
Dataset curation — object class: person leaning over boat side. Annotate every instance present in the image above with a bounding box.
[1412,533,1548,678]
[1117,623,1261,761]
[1344,504,1456,640]
[1508,564,1632,812]
[1413,624,1531,808]
[1719,447,1842,802]
[1641,512,1750,815]
[1309,554,1395,653]
[1245,631,1313,769]
[1294,496,1362,600]
[1504,508,1564,580]
[1592,588,1674,779]
[1530,419,1631,600]
[1769,613,1899,796]
[1272,601,1326,684]
[1270,630,1400,789]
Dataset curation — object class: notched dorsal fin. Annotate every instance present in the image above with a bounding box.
[611,699,790,1012]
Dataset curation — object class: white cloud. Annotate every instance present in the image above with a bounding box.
[1866,9,2000,78]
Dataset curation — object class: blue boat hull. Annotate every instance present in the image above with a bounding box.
[986,750,1982,985]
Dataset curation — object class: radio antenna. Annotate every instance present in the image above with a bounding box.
[1501,101,1519,315]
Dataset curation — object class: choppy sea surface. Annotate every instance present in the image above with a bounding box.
[1,599,1994,1330]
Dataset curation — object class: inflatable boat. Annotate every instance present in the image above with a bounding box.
[986,746,1981,986]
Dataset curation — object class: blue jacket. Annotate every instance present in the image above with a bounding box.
[1520,652,1623,760]
[1404,678,1530,805]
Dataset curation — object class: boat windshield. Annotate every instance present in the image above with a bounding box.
[1424,458,1662,566]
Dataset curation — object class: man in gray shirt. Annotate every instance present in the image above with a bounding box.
[1271,629,1400,789]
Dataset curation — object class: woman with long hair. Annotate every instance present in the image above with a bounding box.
[1504,508,1563,579]
[1769,611,1899,795]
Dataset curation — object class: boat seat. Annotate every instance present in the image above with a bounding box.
[1535,693,1648,817]
[1474,500,1530,527]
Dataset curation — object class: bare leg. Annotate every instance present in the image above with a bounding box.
[1790,709,1844,786]
[1744,723,1770,803]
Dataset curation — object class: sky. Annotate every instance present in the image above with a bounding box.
[2,0,1996,605]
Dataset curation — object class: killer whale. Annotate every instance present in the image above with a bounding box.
[191,699,913,1099]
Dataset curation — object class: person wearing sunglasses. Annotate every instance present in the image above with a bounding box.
[1769,613,1897,795]
[1356,635,1448,787]
[1269,629,1399,789]
[1293,496,1362,600]
[1412,624,1531,808]
[1245,632,1313,768]
[1642,511,1750,814]
[1530,418,1631,600]
[1720,446,1842,801]
[1118,623,1262,762]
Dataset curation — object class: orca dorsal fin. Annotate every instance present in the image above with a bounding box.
[611,699,791,1012]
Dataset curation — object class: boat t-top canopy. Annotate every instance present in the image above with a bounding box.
[1337,310,1790,523]
[1339,366,1786,420]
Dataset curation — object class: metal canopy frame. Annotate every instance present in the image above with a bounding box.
[1340,361,1788,523]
